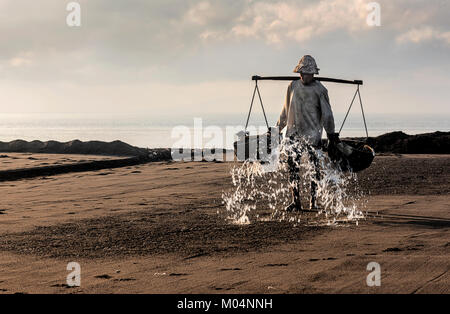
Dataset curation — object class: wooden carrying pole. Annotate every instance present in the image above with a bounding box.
[252,75,363,85]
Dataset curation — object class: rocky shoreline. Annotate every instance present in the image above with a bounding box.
[324,131,449,154]
[0,131,448,159]
[356,131,449,154]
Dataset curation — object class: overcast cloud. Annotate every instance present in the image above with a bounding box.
[0,0,449,115]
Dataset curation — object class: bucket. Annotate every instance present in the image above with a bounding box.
[328,139,375,172]
[233,127,280,162]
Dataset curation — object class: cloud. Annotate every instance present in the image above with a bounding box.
[0,0,447,79]
[193,0,370,45]
[190,0,450,48]
[183,1,216,25]
[9,52,33,67]
[0,0,449,117]
[396,26,450,45]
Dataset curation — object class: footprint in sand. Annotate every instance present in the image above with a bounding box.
[169,273,189,277]
[220,268,242,271]
[113,278,136,282]
[383,247,402,252]
[51,283,75,289]
[212,287,233,291]
[211,281,248,291]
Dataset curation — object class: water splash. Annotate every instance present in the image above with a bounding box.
[222,137,365,225]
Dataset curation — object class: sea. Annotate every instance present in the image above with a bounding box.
[0,113,448,149]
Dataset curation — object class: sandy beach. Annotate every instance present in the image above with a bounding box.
[0,153,126,171]
[2,0,449,302]
[0,153,448,294]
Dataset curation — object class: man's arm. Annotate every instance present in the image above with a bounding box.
[319,87,335,136]
[276,82,292,131]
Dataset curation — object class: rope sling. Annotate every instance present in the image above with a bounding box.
[245,79,270,131]
[338,84,369,139]
[237,75,375,172]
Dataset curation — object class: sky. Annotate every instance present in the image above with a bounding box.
[0,0,449,117]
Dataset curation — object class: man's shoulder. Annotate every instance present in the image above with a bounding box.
[286,80,297,93]
[313,80,328,94]
[290,80,328,94]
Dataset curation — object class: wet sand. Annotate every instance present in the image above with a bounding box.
[0,153,125,171]
[0,154,448,293]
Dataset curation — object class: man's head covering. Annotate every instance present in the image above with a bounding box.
[293,55,319,74]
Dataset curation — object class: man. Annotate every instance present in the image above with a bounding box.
[276,55,339,212]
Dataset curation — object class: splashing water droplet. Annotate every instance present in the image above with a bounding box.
[222,137,366,225]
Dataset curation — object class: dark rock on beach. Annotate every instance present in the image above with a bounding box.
[0,140,172,181]
[0,131,448,159]
[325,131,449,154]
[367,131,449,154]
[0,139,152,157]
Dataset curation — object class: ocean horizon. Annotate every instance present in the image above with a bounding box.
[0,112,448,149]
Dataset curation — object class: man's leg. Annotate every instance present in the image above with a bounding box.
[286,142,302,212]
[308,147,321,210]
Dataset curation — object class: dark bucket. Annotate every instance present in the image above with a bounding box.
[233,127,280,162]
[328,139,375,172]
